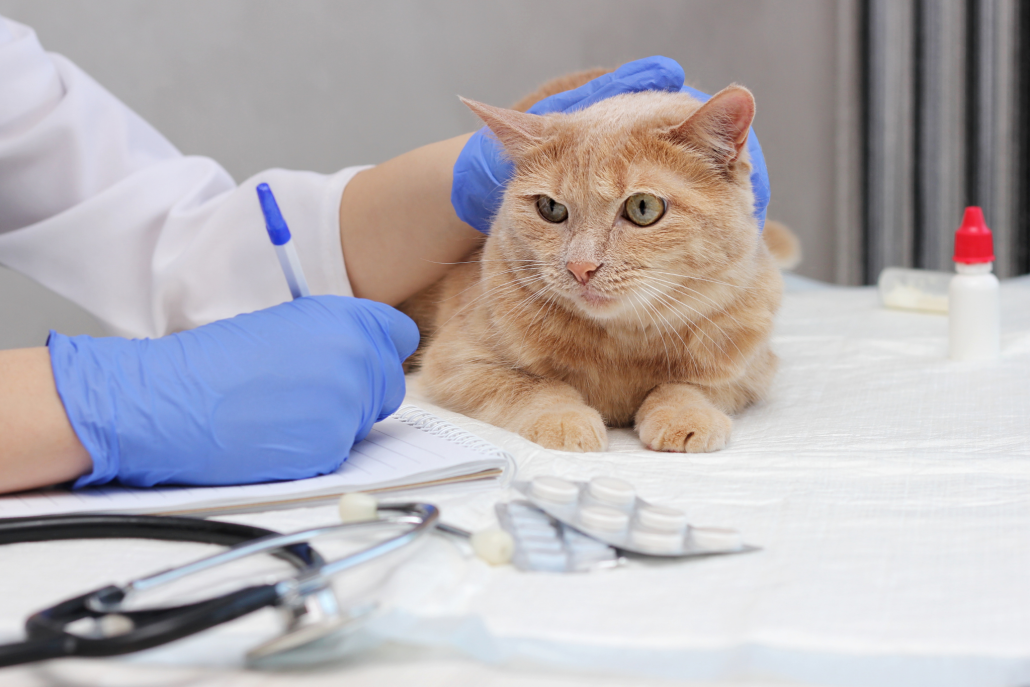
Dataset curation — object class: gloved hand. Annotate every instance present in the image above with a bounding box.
[48,296,419,488]
[451,56,770,233]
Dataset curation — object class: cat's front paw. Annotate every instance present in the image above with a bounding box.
[637,405,732,453]
[520,405,608,452]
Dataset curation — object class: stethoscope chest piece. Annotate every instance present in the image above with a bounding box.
[245,597,379,668]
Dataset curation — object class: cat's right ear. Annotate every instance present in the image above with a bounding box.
[460,97,546,157]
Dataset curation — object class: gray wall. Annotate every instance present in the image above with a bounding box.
[0,0,841,349]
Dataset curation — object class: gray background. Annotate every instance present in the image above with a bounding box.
[0,0,841,349]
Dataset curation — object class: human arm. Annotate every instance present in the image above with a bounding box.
[0,347,91,493]
[339,133,483,305]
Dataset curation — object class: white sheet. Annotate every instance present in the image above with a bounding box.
[2,278,1028,687]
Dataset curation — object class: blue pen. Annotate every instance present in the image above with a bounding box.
[256,183,311,299]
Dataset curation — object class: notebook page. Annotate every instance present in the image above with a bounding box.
[0,414,512,518]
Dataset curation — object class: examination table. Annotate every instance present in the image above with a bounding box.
[2,274,1028,687]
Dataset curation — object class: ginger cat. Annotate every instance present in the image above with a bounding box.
[402,73,790,453]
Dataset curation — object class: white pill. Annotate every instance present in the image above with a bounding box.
[637,505,688,532]
[338,492,378,523]
[531,476,579,503]
[579,505,630,531]
[587,477,636,506]
[470,528,514,566]
[690,527,743,551]
[630,527,684,553]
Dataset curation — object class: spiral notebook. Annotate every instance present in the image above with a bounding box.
[0,406,516,518]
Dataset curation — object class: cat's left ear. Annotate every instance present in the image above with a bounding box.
[460,97,546,157]
[666,85,755,165]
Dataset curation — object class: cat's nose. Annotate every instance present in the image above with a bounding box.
[567,261,601,285]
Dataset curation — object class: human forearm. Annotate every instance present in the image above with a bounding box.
[339,133,483,305]
[0,347,91,493]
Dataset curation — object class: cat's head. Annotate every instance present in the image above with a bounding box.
[464,87,763,322]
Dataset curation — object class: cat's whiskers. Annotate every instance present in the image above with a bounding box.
[650,270,755,291]
[625,288,650,334]
[646,274,731,313]
[483,274,554,337]
[639,281,733,361]
[641,292,698,380]
[642,275,733,342]
[612,263,743,330]
[437,263,545,303]
[631,291,675,380]
[640,275,745,361]
[437,273,545,331]
[635,284,692,345]
[482,273,549,309]
[491,282,557,365]
[626,290,691,375]
[509,289,561,369]
[640,290,727,378]
[636,282,716,362]
[496,279,553,333]
[422,258,549,265]
[640,290,707,379]
[487,289,539,352]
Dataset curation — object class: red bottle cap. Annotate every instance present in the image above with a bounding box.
[953,206,995,263]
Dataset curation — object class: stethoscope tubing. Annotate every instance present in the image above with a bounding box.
[120,504,435,601]
[0,514,323,568]
[0,513,317,668]
[21,584,282,661]
[0,504,438,667]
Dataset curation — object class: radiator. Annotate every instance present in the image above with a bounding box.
[842,0,1028,283]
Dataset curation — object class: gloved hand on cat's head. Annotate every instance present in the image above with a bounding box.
[48,296,419,488]
[451,55,770,234]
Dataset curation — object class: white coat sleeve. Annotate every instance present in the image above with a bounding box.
[0,16,360,339]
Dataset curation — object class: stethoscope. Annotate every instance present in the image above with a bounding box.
[0,503,448,668]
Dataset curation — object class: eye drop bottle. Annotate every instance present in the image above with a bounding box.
[948,206,1000,361]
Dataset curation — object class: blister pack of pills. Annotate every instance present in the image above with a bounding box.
[496,500,621,572]
[514,475,756,557]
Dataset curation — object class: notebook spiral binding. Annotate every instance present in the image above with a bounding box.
[392,405,516,486]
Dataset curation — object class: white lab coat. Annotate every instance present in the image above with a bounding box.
[0,16,358,339]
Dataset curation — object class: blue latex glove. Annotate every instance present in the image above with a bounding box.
[451,56,770,233]
[48,296,419,488]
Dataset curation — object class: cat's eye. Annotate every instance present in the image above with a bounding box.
[624,193,666,226]
[536,195,568,223]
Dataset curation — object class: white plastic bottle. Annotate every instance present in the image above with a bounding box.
[948,206,1000,361]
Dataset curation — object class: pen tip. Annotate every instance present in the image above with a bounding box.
[256,183,291,245]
